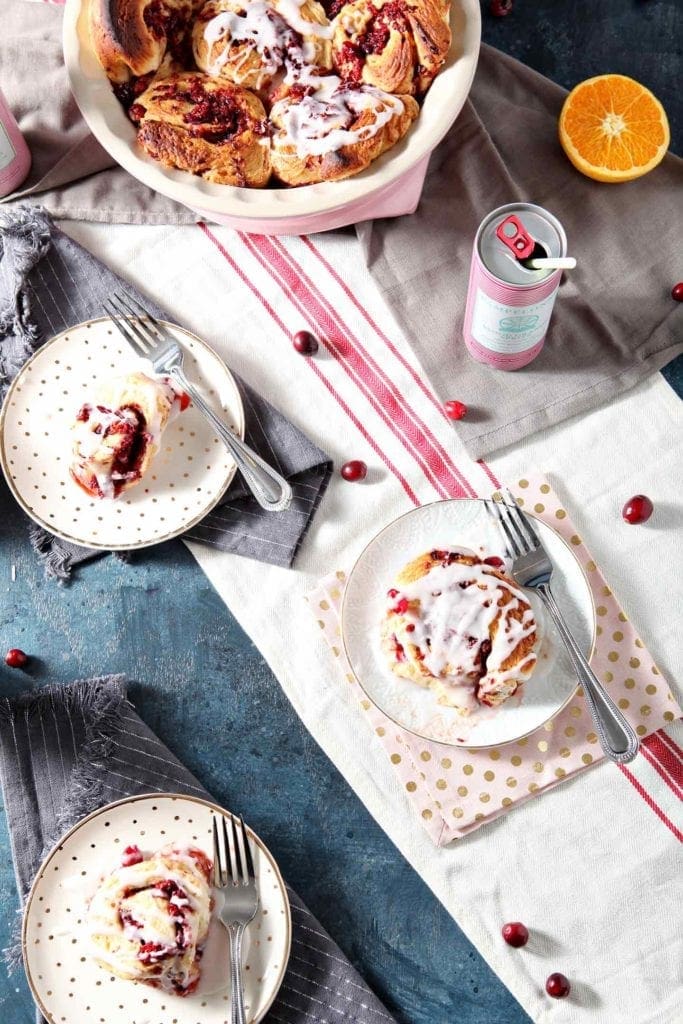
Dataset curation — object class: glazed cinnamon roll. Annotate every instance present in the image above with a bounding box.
[89,0,200,83]
[331,0,451,95]
[270,75,418,184]
[70,370,189,499]
[381,549,539,713]
[193,0,332,93]
[88,845,213,996]
[131,71,272,185]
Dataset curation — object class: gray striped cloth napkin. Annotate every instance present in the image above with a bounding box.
[0,675,397,1024]
[0,205,332,578]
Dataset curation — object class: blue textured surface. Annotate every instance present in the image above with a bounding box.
[1,3,682,1023]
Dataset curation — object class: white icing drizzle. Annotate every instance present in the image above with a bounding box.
[389,555,537,698]
[201,0,402,157]
[272,75,404,156]
[203,4,301,83]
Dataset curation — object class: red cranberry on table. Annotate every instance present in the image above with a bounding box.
[490,0,513,16]
[293,329,319,355]
[546,973,571,999]
[341,460,367,482]
[5,648,29,669]
[502,921,529,947]
[671,282,683,302]
[622,494,653,524]
[445,400,467,420]
[121,844,144,867]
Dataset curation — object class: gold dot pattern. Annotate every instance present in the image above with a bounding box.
[312,477,681,842]
[1,320,243,550]
[23,796,289,1024]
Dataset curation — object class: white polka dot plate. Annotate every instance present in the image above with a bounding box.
[341,499,596,748]
[22,793,291,1024]
[0,319,244,549]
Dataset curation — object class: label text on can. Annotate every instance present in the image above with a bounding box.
[470,285,560,355]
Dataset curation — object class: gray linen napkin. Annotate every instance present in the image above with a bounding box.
[0,206,332,577]
[0,676,396,1024]
[357,44,683,458]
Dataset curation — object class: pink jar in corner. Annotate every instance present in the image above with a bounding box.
[0,88,31,198]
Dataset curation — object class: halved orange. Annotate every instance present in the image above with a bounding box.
[559,74,670,183]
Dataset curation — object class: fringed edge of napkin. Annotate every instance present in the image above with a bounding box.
[28,525,132,582]
[0,206,51,391]
[0,674,132,969]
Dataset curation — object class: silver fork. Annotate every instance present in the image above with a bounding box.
[103,291,293,512]
[485,493,640,764]
[212,814,259,1024]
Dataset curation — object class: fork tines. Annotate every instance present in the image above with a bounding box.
[485,491,540,557]
[212,813,255,888]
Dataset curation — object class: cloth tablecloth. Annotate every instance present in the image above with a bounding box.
[49,219,683,1023]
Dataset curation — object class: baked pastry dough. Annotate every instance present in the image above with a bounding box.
[88,845,212,996]
[88,0,452,186]
[89,0,200,83]
[331,0,451,95]
[193,0,331,93]
[381,549,539,713]
[133,71,271,185]
[70,370,188,499]
[270,77,418,184]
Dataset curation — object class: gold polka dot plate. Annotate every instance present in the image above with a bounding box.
[22,793,291,1024]
[0,319,244,549]
[341,499,596,747]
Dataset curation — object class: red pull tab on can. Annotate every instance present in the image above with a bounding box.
[496,214,535,260]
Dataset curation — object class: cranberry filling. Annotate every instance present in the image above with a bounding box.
[337,2,408,83]
[143,0,170,40]
[105,405,150,491]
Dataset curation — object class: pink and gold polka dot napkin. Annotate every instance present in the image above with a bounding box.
[307,476,681,846]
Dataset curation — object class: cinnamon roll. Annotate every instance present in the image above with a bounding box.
[193,0,331,93]
[331,0,451,95]
[88,845,213,996]
[381,549,539,713]
[70,370,189,500]
[270,75,418,184]
[89,0,200,83]
[131,71,272,185]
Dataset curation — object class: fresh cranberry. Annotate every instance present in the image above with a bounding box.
[490,0,513,14]
[546,973,571,998]
[5,648,29,669]
[178,392,191,412]
[502,921,529,947]
[405,623,415,633]
[445,400,467,420]
[341,460,367,482]
[484,556,504,568]
[121,844,144,867]
[293,330,319,355]
[672,282,683,302]
[622,494,653,524]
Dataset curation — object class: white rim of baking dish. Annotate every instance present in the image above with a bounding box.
[63,0,481,220]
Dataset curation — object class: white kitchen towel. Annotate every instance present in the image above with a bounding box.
[50,219,683,1024]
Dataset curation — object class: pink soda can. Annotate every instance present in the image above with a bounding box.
[463,202,567,370]
[0,88,31,198]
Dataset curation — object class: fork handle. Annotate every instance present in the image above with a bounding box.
[536,584,640,764]
[170,367,293,513]
[227,922,247,1024]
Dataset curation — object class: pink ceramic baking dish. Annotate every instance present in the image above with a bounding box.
[63,0,481,235]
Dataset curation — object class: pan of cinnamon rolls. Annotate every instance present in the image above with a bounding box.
[64,0,480,219]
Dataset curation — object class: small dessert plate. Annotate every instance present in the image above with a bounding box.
[22,793,291,1024]
[341,499,596,747]
[0,318,244,549]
